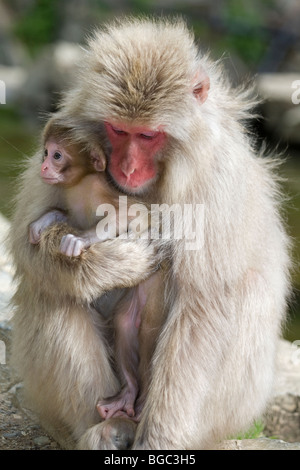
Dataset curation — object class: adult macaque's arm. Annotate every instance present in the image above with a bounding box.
[38,222,159,302]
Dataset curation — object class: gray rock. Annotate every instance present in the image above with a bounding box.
[219,437,300,450]
[33,436,51,447]
[264,339,300,442]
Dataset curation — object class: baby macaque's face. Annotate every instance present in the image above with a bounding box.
[41,139,68,185]
[41,139,105,186]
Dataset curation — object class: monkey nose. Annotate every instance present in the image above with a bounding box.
[121,163,136,178]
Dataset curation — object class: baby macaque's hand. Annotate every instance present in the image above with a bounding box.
[29,210,67,244]
[60,233,91,257]
[29,220,44,245]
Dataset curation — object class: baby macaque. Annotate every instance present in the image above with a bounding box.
[29,120,151,420]
[29,127,141,255]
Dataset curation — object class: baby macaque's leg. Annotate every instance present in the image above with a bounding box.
[97,285,147,420]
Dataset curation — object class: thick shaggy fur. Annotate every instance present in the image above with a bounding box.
[9,17,290,449]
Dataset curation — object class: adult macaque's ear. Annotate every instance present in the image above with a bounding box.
[91,150,106,172]
[192,70,210,104]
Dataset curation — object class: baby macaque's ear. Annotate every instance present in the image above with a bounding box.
[91,150,106,172]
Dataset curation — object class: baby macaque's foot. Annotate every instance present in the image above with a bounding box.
[97,388,137,420]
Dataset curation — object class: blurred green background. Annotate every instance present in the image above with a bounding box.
[0,0,299,340]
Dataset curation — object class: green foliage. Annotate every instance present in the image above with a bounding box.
[129,0,153,13]
[223,34,267,66]
[13,0,59,56]
[234,420,265,440]
[0,108,36,217]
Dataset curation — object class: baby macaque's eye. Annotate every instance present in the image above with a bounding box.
[53,152,62,160]
[43,149,48,161]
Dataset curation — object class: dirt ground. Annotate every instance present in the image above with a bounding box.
[0,392,60,450]
[0,363,60,451]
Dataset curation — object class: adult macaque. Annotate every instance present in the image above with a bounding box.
[10,18,290,450]
[29,119,153,421]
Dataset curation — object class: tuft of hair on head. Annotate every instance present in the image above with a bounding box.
[43,117,74,147]
[58,16,260,143]
[74,17,209,135]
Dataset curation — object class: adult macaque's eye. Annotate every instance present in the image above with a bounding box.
[53,152,62,160]
[139,132,158,140]
[111,126,127,136]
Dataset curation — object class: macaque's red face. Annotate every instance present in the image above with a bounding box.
[105,122,167,194]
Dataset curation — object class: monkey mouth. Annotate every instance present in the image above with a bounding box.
[107,169,156,196]
[41,177,60,184]
[106,171,137,195]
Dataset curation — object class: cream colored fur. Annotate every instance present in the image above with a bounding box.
[9,17,290,449]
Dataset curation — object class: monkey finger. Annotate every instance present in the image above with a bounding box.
[59,234,69,254]
[97,400,128,420]
[96,402,108,420]
[124,405,135,418]
[60,234,77,257]
[66,239,78,257]
[73,239,85,257]
[97,402,116,420]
